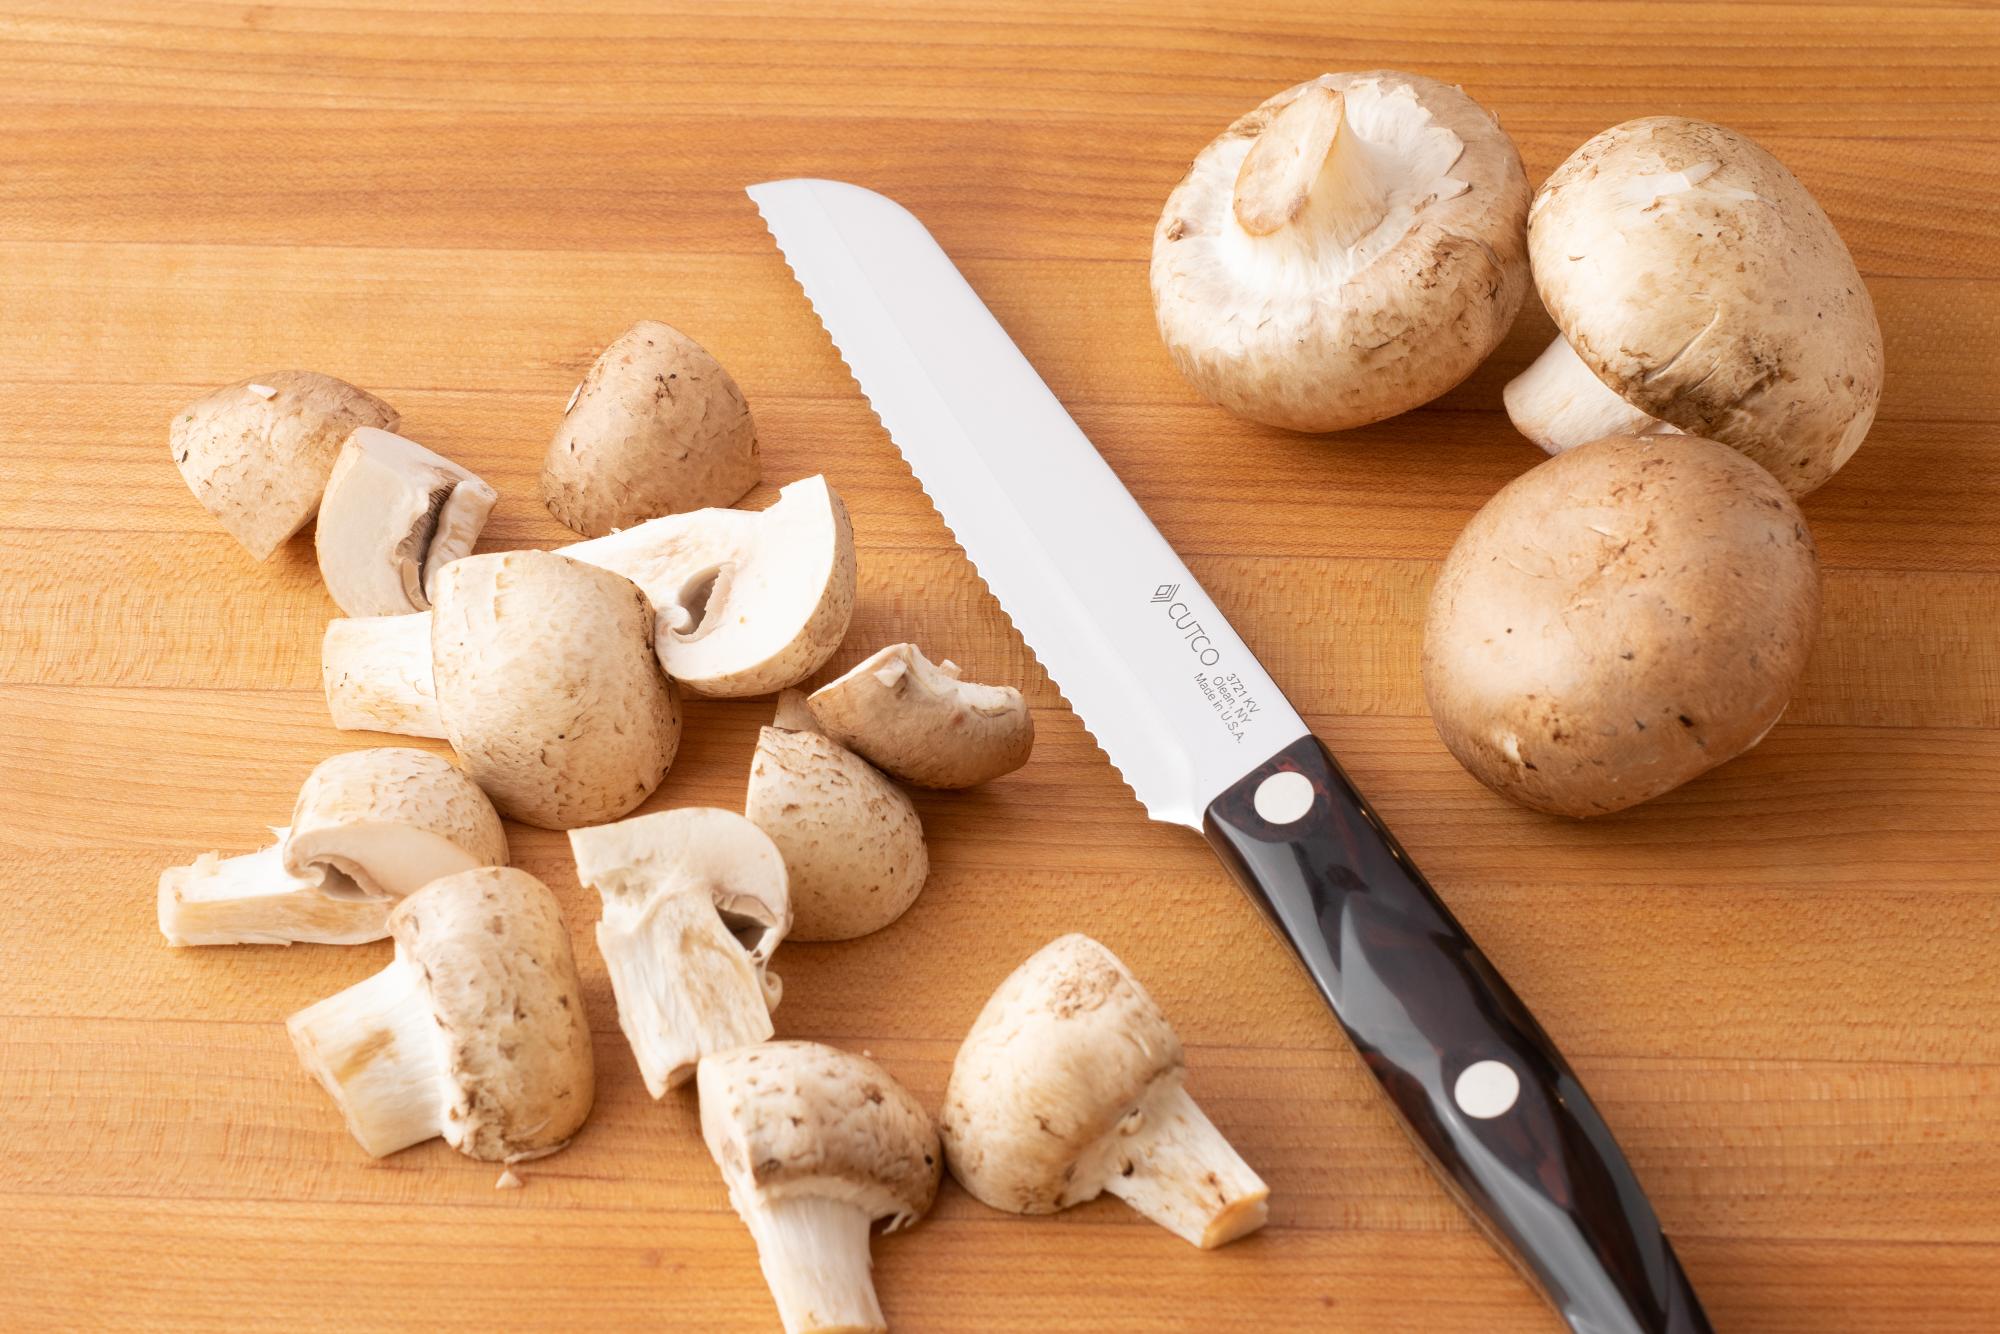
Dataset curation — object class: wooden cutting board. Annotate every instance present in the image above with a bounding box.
[4,2,1996,1329]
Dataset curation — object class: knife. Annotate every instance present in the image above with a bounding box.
[749,177,1711,1334]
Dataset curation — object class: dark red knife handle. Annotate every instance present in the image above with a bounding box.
[1204,734,1710,1334]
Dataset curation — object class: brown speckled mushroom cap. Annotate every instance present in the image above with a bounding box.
[282,747,508,898]
[939,934,1184,1214]
[698,1041,941,1228]
[170,371,399,561]
[390,866,595,1161]
[806,644,1034,789]
[431,550,681,830]
[1526,117,1883,497]
[1421,434,1821,817]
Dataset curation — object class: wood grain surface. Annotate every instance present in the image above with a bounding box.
[3,2,1997,1329]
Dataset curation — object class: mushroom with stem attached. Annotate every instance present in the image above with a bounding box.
[1503,117,1883,497]
[158,747,508,947]
[745,691,928,941]
[315,427,498,616]
[288,866,594,1161]
[1152,71,1530,432]
[940,933,1268,1248]
[699,1041,940,1334]
[568,808,790,1096]
[806,644,1033,789]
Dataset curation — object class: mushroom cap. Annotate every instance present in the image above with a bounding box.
[807,644,1034,789]
[1421,434,1821,817]
[563,474,856,697]
[431,550,681,830]
[744,709,928,942]
[170,372,399,561]
[939,934,1183,1215]
[568,806,792,963]
[390,866,595,1161]
[542,320,760,537]
[1151,71,1530,432]
[282,748,508,899]
[699,1041,941,1228]
[316,427,498,616]
[1527,117,1883,497]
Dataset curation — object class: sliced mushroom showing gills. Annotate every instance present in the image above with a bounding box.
[940,934,1268,1248]
[321,474,856,733]
[288,866,594,1160]
[171,371,400,562]
[315,427,498,616]
[745,692,929,942]
[1503,117,1883,497]
[807,643,1034,789]
[568,808,790,1096]
[1151,71,1530,432]
[157,747,508,947]
[700,1041,941,1334]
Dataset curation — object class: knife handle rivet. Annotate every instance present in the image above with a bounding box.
[1252,770,1315,824]
[1454,1060,1521,1119]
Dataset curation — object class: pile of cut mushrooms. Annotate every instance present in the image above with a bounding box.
[1154,74,1880,816]
[162,321,1262,1331]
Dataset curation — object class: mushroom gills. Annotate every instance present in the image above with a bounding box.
[157,835,390,947]
[288,959,448,1157]
[323,613,445,738]
[1088,1076,1270,1249]
[1504,336,1681,454]
[737,1193,886,1334]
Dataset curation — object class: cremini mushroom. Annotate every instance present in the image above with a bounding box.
[1422,433,1821,817]
[542,320,760,536]
[568,808,790,1096]
[431,550,680,830]
[320,475,856,726]
[315,427,498,616]
[288,866,593,1160]
[158,747,507,947]
[807,644,1033,788]
[1151,71,1530,432]
[745,692,928,942]
[940,934,1268,1248]
[699,1041,940,1334]
[170,371,399,560]
[1503,117,1884,497]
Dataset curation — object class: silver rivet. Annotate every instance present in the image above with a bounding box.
[1454,1060,1521,1119]
[1252,770,1313,824]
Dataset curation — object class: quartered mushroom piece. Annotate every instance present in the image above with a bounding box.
[288,866,594,1161]
[699,1041,940,1334]
[315,427,498,616]
[171,371,399,561]
[569,808,791,1096]
[157,747,507,947]
[807,643,1033,789]
[941,934,1269,1249]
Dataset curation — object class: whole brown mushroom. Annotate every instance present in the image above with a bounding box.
[1422,434,1821,817]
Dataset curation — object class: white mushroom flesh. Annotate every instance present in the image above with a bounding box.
[737,1194,884,1334]
[322,613,445,738]
[288,957,448,1157]
[157,834,390,948]
[315,427,499,616]
[1084,1075,1271,1248]
[1503,335,1682,454]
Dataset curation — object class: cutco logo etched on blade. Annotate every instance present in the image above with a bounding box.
[1159,590,1221,666]
[1151,583,1180,603]
[1154,581,1264,743]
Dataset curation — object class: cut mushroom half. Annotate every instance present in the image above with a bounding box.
[699,1041,940,1334]
[171,371,399,561]
[323,613,446,739]
[316,427,498,616]
[568,808,791,1096]
[940,934,1268,1248]
[1504,117,1883,496]
[288,866,594,1161]
[745,692,929,942]
[807,644,1034,788]
[158,747,508,947]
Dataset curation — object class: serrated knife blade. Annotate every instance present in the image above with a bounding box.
[751,177,1711,1334]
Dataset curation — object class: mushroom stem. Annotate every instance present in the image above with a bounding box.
[1503,336,1681,454]
[322,612,444,738]
[1098,1077,1270,1249]
[287,960,447,1157]
[157,838,391,947]
[1233,84,1388,250]
[595,888,777,1096]
[737,1194,885,1334]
